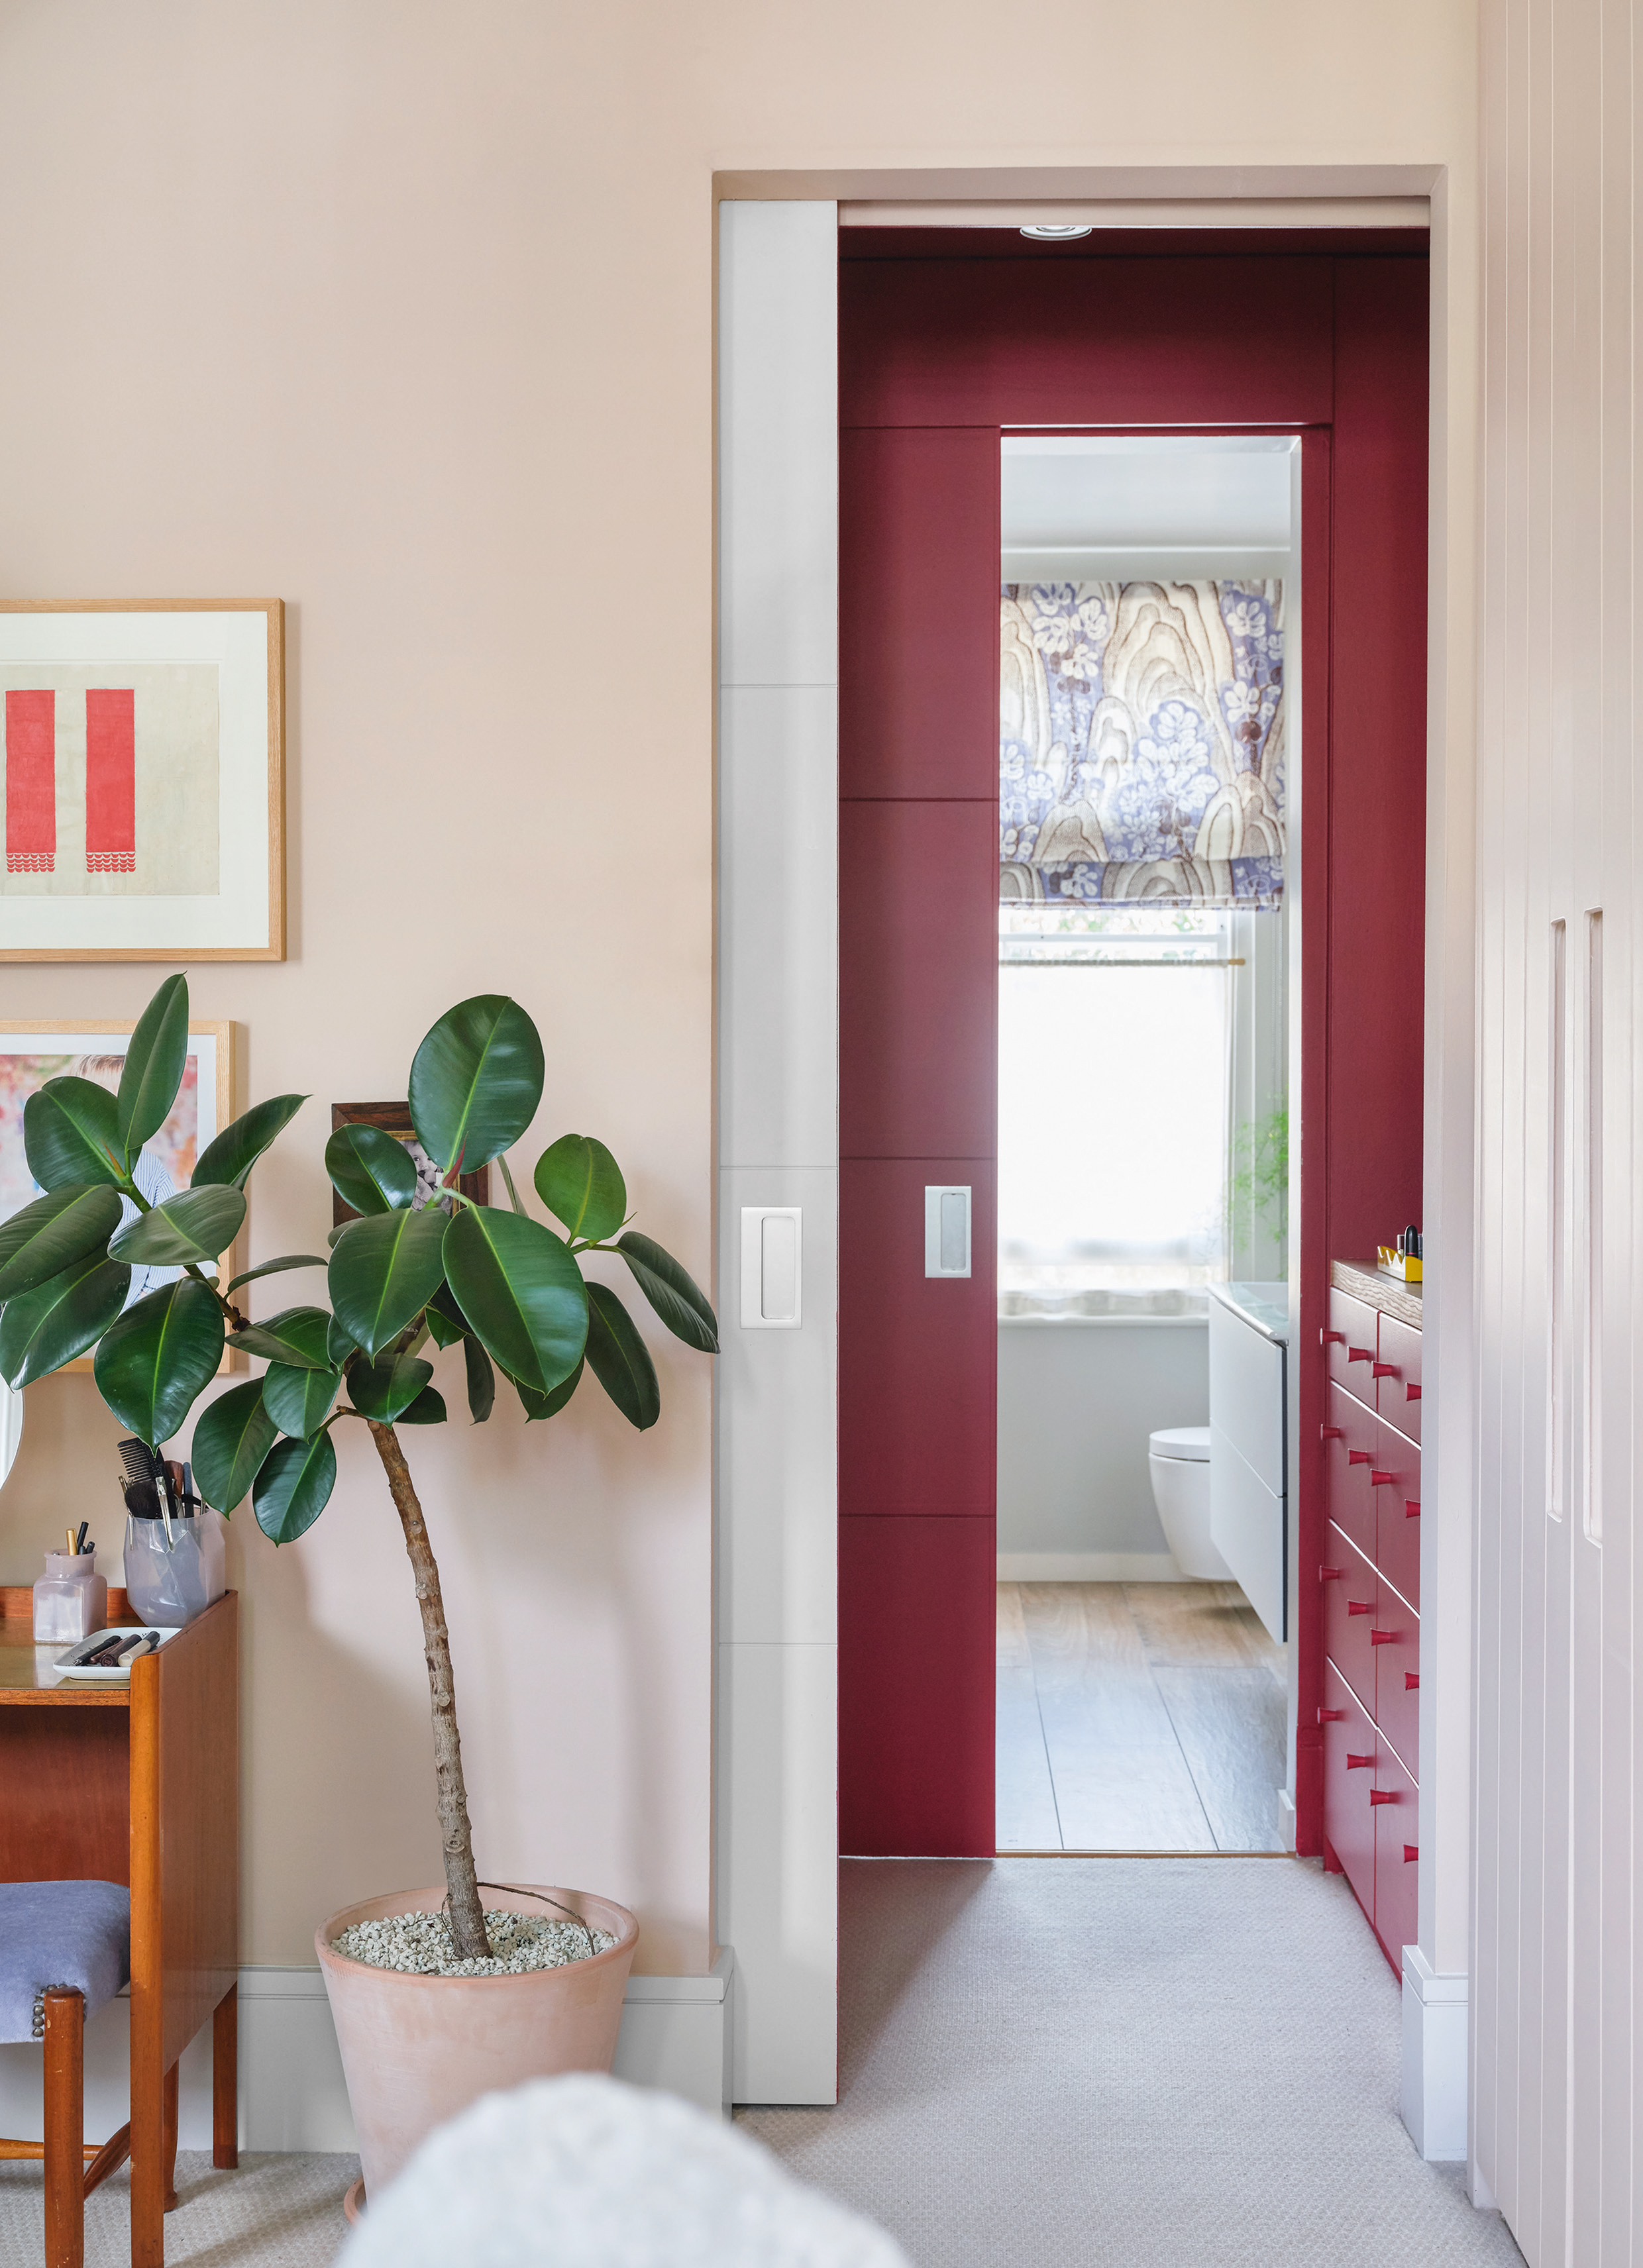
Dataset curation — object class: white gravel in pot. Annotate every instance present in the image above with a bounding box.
[331,1906,615,1978]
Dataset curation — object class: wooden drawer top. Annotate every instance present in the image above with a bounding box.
[1330,1257,1423,1331]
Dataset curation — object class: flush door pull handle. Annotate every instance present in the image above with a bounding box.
[1369,1629,1395,1646]
[924,1186,972,1278]
[1369,1790,1398,1806]
[1347,1753,1375,1770]
[1373,1362,1397,1378]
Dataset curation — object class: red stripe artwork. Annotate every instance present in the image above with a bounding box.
[85,689,136,873]
[5,690,56,874]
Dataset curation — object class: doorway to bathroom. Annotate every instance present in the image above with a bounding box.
[837,225,1428,1867]
[994,438,1293,1852]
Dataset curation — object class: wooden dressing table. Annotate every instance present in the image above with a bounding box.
[0,1590,238,2267]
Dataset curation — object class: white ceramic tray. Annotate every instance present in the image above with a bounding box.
[52,1626,180,1681]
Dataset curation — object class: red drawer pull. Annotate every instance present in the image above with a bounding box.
[1406,1383,1422,1402]
[1320,1565,1343,1582]
[1403,1844,1419,1863]
[1405,1498,1421,1518]
[1349,1449,1371,1466]
[1348,1345,1373,1363]
[1348,1601,1372,1617]
[1369,1789,1398,1806]
[1370,1629,1395,1646]
[1348,1753,1375,1770]
[1321,1425,1344,1440]
[1405,1671,1420,1690]
[1322,1329,1346,1345]
[1372,1362,1397,1378]
[1318,1708,1346,1723]
[1371,1469,1395,1486]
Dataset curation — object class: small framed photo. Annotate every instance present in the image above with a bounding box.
[0,1019,238,1369]
[0,601,284,961]
[330,1102,491,1228]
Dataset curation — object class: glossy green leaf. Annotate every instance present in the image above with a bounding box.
[254,1429,337,1545]
[348,1353,434,1422]
[262,1361,341,1439]
[93,1278,226,1447]
[109,1184,246,1268]
[23,1078,126,1191]
[442,1204,586,1396]
[615,1231,719,1354]
[193,1094,309,1191]
[534,1134,627,1243]
[583,1282,660,1431]
[512,1359,582,1421]
[463,1335,495,1422]
[191,1380,278,1512]
[397,1386,447,1424]
[116,974,190,1155]
[325,1314,357,1367]
[328,1208,448,1358]
[224,1254,329,1294]
[325,1123,418,1217]
[497,1155,529,1218]
[0,1254,131,1388]
[424,1302,463,1349]
[0,1186,122,1300]
[227,1305,335,1371]
[408,995,545,1173]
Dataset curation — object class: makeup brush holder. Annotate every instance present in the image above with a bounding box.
[33,1551,107,1644]
[123,1511,226,1628]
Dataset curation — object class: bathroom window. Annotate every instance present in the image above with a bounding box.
[997,907,1233,1317]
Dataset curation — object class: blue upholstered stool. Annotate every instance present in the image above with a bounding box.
[0,1880,132,2268]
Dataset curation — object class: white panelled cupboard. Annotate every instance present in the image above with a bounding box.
[1477,0,1639,2256]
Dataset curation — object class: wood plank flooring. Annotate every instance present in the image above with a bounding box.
[996,1581,1288,1853]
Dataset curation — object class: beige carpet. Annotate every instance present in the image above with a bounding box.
[739,1857,1528,2268]
[0,2149,357,2265]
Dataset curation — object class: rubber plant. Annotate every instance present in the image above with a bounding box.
[0,975,717,1961]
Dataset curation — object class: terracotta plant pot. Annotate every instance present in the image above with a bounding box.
[317,1882,639,2202]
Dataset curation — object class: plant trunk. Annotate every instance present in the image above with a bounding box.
[368,1420,490,1962]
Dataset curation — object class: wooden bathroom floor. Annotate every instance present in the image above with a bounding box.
[996,1582,1289,1853]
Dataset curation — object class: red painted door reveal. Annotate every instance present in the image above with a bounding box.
[837,229,1428,1863]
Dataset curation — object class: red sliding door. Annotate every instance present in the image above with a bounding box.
[837,231,1428,1859]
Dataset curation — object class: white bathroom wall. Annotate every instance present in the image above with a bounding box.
[996,1318,1207,1577]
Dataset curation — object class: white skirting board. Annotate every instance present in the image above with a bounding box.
[0,1952,735,2151]
[996,1551,1187,1582]
[1400,1945,1467,2161]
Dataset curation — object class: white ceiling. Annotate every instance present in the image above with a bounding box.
[1001,435,1295,580]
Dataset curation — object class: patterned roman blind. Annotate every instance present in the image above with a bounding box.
[1000,580,1285,908]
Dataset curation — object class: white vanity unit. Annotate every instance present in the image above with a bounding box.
[1208,1281,1289,1642]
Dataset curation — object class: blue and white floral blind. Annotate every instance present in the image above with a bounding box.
[1000,580,1285,907]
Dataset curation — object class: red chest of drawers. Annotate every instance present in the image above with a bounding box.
[1321,1261,1421,1973]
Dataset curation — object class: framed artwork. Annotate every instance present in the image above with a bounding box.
[331,1102,491,1228]
[0,1019,237,1370]
[0,601,285,961]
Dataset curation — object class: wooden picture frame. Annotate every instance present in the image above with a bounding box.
[0,1018,240,1372]
[0,601,285,961]
[330,1102,490,1227]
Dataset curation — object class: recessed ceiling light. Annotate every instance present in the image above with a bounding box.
[1020,224,1094,241]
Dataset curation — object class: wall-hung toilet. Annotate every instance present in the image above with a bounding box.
[1147,1425,1232,1580]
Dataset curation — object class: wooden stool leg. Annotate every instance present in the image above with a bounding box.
[42,1988,85,2268]
[162,2061,180,2211]
[212,1984,238,2169]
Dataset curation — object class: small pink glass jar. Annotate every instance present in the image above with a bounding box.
[33,1552,108,1645]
